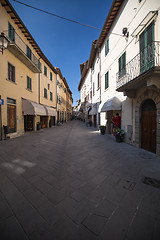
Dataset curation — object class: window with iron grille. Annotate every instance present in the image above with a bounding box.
[8,62,15,82]
[44,88,47,98]
[27,76,32,90]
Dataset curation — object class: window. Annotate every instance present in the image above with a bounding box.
[26,45,32,60]
[97,73,100,89]
[105,38,109,56]
[8,22,15,42]
[27,76,32,90]
[90,90,92,100]
[139,21,154,73]
[44,66,47,76]
[7,98,16,133]
[105,72,109,89]
[50,92,53,101]
[50,72,52,81]
[44,88,47,98]
[118,52,126,78]
[8,62,15,82]
[93,82,95,96]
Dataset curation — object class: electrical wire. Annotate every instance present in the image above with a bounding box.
[12,0,102,31]
[12,0,123,36]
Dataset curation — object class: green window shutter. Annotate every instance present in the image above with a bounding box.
[8,22,15,42]
[50,72,52,81]
[44,66,47,76]
[44,88,47,98]
[50,92,53,101]
[27,76,32,90]
[105,38,109,56]
[105,72,109,89]
[26,45,32,60]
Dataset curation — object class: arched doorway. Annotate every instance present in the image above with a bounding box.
[141,99,156,153]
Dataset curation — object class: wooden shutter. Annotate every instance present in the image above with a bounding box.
[105,72,109,89]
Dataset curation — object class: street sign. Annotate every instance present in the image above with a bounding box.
[0,99,4,105]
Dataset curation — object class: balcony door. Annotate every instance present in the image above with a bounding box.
[139,21,154,74]
[141,99,156,153]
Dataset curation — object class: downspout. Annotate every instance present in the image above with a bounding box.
[38,57,41,104]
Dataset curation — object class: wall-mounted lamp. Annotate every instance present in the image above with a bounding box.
[122,28,129,38]
[0,32,9,54]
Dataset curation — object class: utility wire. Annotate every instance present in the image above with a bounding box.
[12,0,123,36]
[13,0,102,31]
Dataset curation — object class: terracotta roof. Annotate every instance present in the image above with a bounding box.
[96,0,125,48]
[78,0,125,92]
[78,60,89,91]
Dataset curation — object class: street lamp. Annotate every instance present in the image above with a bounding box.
[0,32,9,54]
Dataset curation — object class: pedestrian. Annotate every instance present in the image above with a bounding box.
[113,113,121,128]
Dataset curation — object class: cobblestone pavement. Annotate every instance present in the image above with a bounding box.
[0,120,160,240]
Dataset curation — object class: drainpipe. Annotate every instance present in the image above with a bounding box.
[99,47,101,104]
[38,57,41,104]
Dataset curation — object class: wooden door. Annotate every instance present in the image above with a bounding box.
[141,100,156,153]
[7,104,16,133]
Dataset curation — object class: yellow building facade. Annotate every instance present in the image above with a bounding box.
[0,0,72,139]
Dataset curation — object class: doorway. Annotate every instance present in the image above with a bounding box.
[141,99,156,153]
[24,115,34,131]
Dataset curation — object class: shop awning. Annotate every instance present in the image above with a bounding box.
[44,106,56,116]
[85,106,92,113]
[100,97,122,112]
[90,103,97,115]
[22,98,46,116]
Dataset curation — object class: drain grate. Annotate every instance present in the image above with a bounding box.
[142,176,160,189]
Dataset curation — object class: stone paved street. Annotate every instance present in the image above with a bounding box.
[0,120,160,240]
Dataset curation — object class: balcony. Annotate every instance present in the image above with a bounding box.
[116,41,160,97]
[4,30,41,73]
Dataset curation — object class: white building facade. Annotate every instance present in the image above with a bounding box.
[79,0,160,155]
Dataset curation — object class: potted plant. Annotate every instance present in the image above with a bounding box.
[37,122,41,130]
[99,125,106,135]
[113,127,125,142]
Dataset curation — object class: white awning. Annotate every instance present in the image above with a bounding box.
[22,99,46,116]
[100,97,122,112]
[131,11,158,37]
[44,106,56,116]
[90,103,97,115]
[85,106,91,113]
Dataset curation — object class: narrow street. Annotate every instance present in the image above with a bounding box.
[0,120,160,240]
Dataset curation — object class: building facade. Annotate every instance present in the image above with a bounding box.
[79,0,160,155]
[0,0,72,139]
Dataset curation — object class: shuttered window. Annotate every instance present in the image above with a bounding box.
[50,92,53,101]
[105,71,109,89]
[105,38,109,56]
[139,21,154,73]
[26,45,32,60]
[118,52,126,78]
[44,66,47,76]
[8,63,15,82]
[50,72,52,81]
[44,88,47,98]
[8,22,15,42]
[27,76,32,90]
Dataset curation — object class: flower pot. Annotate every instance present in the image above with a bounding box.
[115,134,123,142]
[37,123,41,130]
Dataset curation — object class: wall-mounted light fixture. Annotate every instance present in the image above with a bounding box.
[0,32,9,54]
[122,28,129,38]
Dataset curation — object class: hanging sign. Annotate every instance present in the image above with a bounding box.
[0,99,4,105]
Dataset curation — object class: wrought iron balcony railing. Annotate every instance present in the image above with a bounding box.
[116,41,160,89]
[4,30,41,73]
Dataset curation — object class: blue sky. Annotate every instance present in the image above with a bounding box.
[10,0,112,105]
